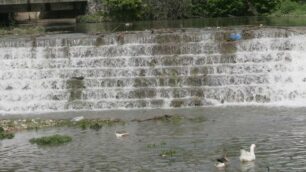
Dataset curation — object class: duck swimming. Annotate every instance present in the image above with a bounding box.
[215,153,229,168]
[240,144,256,162]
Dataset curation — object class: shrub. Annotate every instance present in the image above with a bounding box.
[271,0,306,16]
[279,0,299,14]
[104,0,147,21]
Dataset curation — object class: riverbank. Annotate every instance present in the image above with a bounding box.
[1,106,304,131]
[0,26,45,36]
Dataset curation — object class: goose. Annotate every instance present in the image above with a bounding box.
[215,153,229,168]
[240,144,256,162]
[115,131,129,138]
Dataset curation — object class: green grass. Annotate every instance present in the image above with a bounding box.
[29,134,72,146]
[0,26,45,36]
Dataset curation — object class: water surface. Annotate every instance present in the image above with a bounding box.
[1,106,306,172]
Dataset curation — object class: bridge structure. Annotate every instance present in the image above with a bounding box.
[0,0,88,24]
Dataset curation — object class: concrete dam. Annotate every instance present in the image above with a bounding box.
[1,27,306,113]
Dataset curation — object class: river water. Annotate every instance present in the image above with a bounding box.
[2,17,306,171]
[1,106,306,172]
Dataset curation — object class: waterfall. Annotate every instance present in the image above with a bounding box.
[0,27,305,113]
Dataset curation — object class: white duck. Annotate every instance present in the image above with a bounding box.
[240,144,256,162]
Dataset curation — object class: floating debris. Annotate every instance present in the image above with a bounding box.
[229,33,242,41]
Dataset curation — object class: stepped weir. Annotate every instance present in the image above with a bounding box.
[1,27,306,113]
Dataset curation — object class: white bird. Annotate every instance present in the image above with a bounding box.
[71,116,84,122]
[240,144,256,162]
[215,153,229,168]
[115,131,129,138]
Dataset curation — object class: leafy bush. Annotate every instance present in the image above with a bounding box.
[191,0,208,17]
[104,0,147,21]
[279,0,299,14]
[77,12,107,23]
[205,0,247,17]
[192,0,275,17]
[253,0,279,14]
[144,0,192,20]
[271,0,306,16]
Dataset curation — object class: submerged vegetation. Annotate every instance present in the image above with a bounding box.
[29,134,72,146]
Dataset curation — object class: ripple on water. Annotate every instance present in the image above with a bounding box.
[1,107,306,171]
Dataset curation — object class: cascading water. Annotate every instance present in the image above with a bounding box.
[1,27,306,113]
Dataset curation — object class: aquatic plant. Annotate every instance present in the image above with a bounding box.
[73,119,125,130]
[29,134,72,146]
[0,127,14,140]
